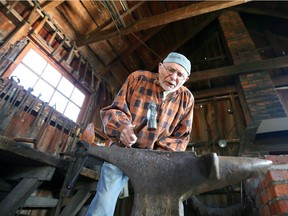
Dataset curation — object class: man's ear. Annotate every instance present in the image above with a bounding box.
[158,63,162,73]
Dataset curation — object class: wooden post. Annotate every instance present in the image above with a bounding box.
[66,41,77,65]
[33,15,48,34]
[51,34,67,56]
[82,59,89,84]
[48,28,58,46]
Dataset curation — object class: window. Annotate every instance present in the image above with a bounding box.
[10,48,86,122]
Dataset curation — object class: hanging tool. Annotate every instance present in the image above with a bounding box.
[21,93,42,120]
[26,101,48,138]
[57,117,70,153]
[0,38,28,76]
[65,122,81,152]
[0,83,24,134]
[3,87,34,136]
[35,104,56,148]
[0,76,20,108]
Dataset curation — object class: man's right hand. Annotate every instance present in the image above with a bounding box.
[120,125,137,147]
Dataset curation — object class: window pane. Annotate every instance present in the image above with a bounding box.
[71,88,85,107]
[64,102,80,122]
[50,91,68,113]
[58,77,74,97]
[10,63,38,90]
[10,48,86,123]
[34,79,54,102]
[22,49,47,74]
[42,64,61,87]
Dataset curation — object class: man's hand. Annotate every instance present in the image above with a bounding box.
[120,125,137,147]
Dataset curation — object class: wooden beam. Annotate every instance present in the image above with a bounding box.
[80,0,252,44]
[187,55,288,84]
[76,1,145,47]
[59,189,92,216]
[0,178,43,216]
[0,166,55,216]
[0,0,58,51]
[23,196,58,208]
[41,0,64,11]
[191,74,288,100]
[193,86,237,100]
[0,0,23,26]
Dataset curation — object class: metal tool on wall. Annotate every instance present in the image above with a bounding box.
[28,101,49,138]
[0,78,4,95]
[0,80,26,134]
[2,87,34,136]
[0,76,20,109]
[35,104,56,149]
[0,38,28,76]
[56,117,70,153]
[65,121,81,152]
[20,93,42,121]
[5,94,41,138]
[47,112,62,153]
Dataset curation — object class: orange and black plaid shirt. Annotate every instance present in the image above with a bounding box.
[100,70,194,152]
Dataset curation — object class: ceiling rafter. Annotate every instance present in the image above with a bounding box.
[192,73,288,100]
[40,1,64,11]
[76,1,145,46]
[0,0,63,50]
[76,0,252,45]
[187,55,288,84]
[193,86,237,100]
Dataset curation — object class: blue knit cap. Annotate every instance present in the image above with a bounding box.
[163,52,191,76]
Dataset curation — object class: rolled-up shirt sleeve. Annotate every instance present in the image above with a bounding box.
[100,76,134,141]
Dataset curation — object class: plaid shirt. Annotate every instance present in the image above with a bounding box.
[100,70,194,152]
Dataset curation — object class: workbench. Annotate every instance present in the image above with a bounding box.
[0,135,101,216]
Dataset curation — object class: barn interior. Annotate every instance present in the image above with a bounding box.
[0,0,288,215]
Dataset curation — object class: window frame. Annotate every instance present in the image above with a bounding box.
[3,42,90,123]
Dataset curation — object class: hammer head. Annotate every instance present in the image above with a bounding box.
[147,100,157,131]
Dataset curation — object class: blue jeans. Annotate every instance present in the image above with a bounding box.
[86,162,129,216]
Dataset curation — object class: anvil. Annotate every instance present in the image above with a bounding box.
[87,145,272,216]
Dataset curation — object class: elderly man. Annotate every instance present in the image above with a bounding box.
[86,52,194,216]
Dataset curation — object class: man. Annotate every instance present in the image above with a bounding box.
[86,52,194,216]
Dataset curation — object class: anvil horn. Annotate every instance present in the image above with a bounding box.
[87,146,272,216]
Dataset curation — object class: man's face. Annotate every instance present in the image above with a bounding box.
[158,62,189,92]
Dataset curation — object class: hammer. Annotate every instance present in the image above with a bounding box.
[118,100,157,148]
[133,100,157,135]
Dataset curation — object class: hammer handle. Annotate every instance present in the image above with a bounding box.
[116,118,148,148]
[119,117,155,147]
[133,118,147,135]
